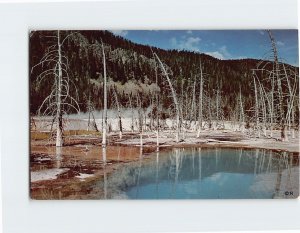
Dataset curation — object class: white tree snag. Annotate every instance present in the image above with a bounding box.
[155,61,160,151]
[197,60,204,138]
[260,77,273,138]
[101,39,108,147]
[32,30,80,147]
[56,31,63,147]
[180,80,186,139]
[216,88,220,125]
[127,95,135,132]
[253,75,260,138]
[258,80,267,136]
[291,104,296,139]
[208,91,213,129]
[86,75,99,132]
[267,30,287,141]
[269,72,275,138]
[191,77,196,126]
[112,86,123,139]
[283,64,297,139]
[135,93,143,147]
[239,85,245,133]
[154,52,180,142]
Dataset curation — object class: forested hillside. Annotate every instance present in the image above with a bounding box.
[29,30,298,124]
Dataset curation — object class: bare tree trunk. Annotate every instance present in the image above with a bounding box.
[208,95,212,129]
[239,85,245,133]
[136,94,143,147]
[113,87,122,139]
[261,86,267,137]
[291,70,298,139]
[33,31,80,147]
[257,80,267,137]
[291,105,295,139]
[149,96,154,130]
[101,40,107,147]
[128,95,134,132]
[253,75,260,138]
[180,80,186,139]
[268,30,287,141]
[154,53,180,142]
[155,62,160,151]
[56,30,63,147]
[87,77,99,132]
[197,61,204,137]
[87,74,92,131]
[259,78,273,138]
[216,89,219,128]
[191,77,196,128]
[270,74,275,138]
[87,104,91,131]
[283,64,297,139]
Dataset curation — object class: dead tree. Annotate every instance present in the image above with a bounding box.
[179,79,186,139]
[197,60,204,137]
[31,30,80,147]
[190,76,197,126]
[136,93,143,147]
[86,76,99,132]
[214,82,224,129]
[283,64,298,139]
[112,86,123,139]
[269,69,275,138]
[86,98,99,132]
[267,30,287,141]
[253,74,260,137]
[206,85,213,129]
[258,79,267,136]
[252,63,276,138]
[252,30,299,140]
[127,94,135,132]
[239,85,245,132]
[101,39,108,147]
[153,52,180,142]
[154,60,160,150]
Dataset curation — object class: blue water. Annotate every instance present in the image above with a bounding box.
[108,148,299,199]
[126,173,261,199]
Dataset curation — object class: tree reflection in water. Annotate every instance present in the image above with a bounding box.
[107,148,299,199]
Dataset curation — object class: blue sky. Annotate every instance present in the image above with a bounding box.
[111,30,298,66]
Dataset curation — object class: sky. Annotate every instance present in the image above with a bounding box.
[111,30,299,66]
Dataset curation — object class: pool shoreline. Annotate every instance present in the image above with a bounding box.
[30,130,299,200]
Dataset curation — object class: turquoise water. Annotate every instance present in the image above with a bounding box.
[108,148,299,199]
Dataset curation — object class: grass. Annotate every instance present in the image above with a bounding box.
[31,131,51,140]
[31,130,101,140]
[64,130,101,137]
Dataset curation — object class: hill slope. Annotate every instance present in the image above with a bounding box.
[29,30,296,121]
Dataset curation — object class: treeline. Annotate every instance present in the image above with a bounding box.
[29,30,298,124]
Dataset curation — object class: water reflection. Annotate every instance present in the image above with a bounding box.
[135,147,143,198]
[107,148,299,199]
[156,151,159,198]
